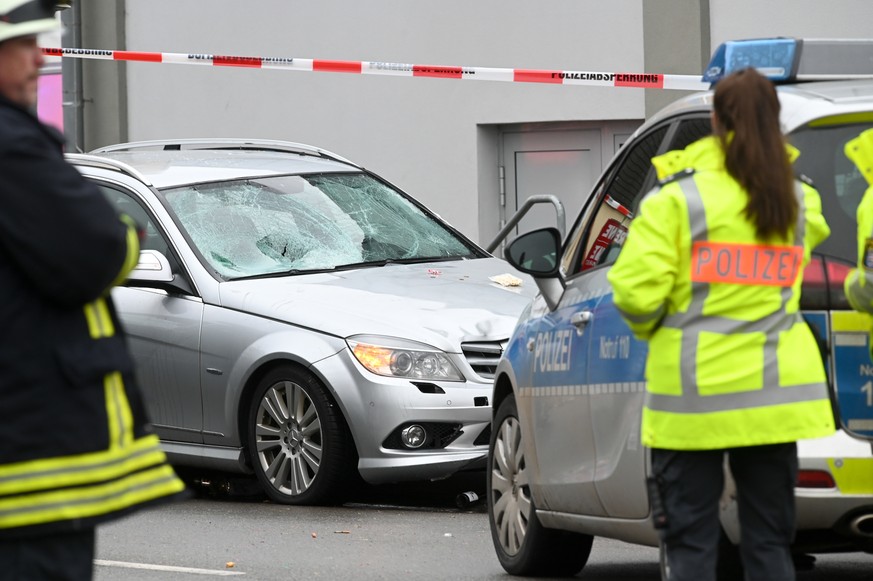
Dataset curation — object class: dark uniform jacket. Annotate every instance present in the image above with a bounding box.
[0,95,185,538]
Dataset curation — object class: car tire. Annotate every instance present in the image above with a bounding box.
[487,394,593,576]
[247,365,356,505]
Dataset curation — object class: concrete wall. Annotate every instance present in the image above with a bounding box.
[709,0,873,46]
[71,0,873,244]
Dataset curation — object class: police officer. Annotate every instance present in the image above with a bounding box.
[844,127,873,315]
[0,2,186,579]
[607,68,835,581]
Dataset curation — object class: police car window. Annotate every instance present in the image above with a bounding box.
[667,117,712,153]
[567,125,669,275]
[790,121,873,262]
[97,185,169,257]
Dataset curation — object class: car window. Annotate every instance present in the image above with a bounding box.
[665,117,712,157]
[162,173,482,279]
[561,117,714,277]
[790,121,873,262]
[563,125,670,276]
[97,184,170,257]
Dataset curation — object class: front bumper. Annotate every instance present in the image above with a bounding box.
[312,348,492,485]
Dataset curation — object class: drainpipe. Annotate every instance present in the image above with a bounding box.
[60,1,83,152]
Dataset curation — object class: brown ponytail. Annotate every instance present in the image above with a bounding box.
[712,68,797,241]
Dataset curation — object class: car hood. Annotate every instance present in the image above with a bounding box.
[218,257,536,351]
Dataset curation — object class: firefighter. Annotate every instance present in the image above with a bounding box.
[844,127,873,315]
[607,68,835,581]
[0,1,186,579]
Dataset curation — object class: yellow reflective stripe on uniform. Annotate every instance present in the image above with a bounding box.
[110,217,141,289]
[104,372,133,448]
[0,434,166,496]
[95,298,115,336]
[0,464,184,529]
[827,458,873,494]
[83,302,101,338]
[83,298,115,339]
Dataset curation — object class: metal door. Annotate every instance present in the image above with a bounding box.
[502,129,602,236]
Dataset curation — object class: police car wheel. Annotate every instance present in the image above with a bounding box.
[247,365,356,506]
[487,394,593,576]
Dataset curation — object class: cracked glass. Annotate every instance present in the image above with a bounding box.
[163,173,478,279]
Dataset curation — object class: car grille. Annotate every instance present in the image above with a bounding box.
[461,340,506,380]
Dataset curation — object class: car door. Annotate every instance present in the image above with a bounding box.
[574,117,712,519]
[95,181,206,444]
[524,268,604,514]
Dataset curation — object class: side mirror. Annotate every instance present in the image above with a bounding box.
[126,249,190,294]
[130,249,174,283]
[504,227,562,277]
[504,227,564,311]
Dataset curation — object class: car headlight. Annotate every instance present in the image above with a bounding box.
[346,335,464,381]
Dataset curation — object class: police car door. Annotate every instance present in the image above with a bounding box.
[525,253,604,515]
[564,118,711,520]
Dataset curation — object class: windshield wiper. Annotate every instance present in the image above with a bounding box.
[331,255,470,270]
[227,267,329,281]
[226,255,473,281]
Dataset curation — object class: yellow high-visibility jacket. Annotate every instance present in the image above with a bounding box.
[844,128,873,313]
[607,135,835,450]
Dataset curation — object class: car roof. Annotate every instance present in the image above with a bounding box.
[630,78,873,146]
[69,139,362,189]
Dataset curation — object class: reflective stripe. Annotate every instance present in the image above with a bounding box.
[653,178,825,410]
[110,218,141,288]
[83,298,115,339]
[646,382,827,413]
[615,303,666,324]
[0,464,184,529]
[663,308,804,340]
[0,435,166,496]
[105,372,133,449]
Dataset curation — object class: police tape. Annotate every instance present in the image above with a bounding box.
[42,47,710,91]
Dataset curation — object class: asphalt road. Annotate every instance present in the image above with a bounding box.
[92,471,873,580]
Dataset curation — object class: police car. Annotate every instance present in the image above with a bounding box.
[488,38,873,578]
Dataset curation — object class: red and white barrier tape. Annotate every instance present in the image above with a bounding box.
[42,47,710,91]
[605,195,634,219]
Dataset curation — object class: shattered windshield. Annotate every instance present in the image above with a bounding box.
[162,173,479,278]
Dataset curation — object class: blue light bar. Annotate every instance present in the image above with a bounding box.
[703,38,798,84]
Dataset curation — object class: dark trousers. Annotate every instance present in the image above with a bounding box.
[652,443,798,581]
[0,529,95,581]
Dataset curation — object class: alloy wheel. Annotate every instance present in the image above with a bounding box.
[253,380,323,496]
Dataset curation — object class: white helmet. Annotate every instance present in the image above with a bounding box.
[0,0,59,44]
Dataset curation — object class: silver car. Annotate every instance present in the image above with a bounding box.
[489,38,873,579]
[68,138,536,505]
